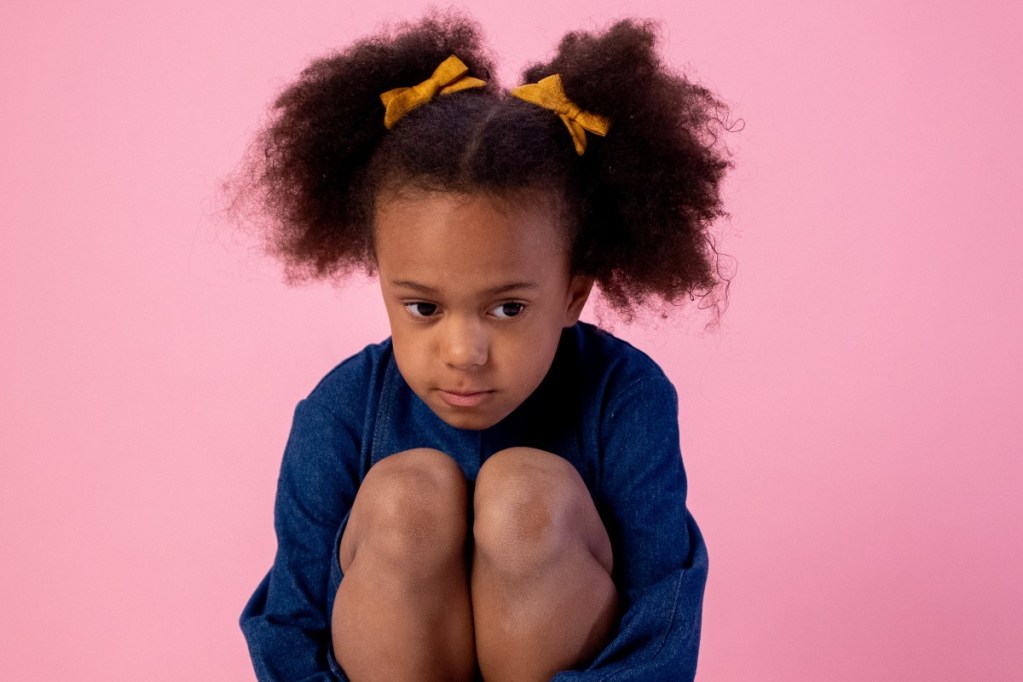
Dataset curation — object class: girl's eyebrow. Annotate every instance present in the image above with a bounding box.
[390,280,538,295]
[484,281,538,295]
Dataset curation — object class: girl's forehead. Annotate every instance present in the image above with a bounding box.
[374,191,572,284]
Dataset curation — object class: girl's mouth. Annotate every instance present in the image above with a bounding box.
[438,389,492,408]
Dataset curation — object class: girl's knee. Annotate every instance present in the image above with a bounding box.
[370,447,467,492]
[341,448,468,570]
[473,448,605,574]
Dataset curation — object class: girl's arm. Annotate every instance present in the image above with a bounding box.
[555,374,708,681]
[240,397,361,682]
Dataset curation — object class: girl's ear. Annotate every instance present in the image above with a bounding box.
[564,275,595,326]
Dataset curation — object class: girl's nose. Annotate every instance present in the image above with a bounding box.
[441,316,489,370]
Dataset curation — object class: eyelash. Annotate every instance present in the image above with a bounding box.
[402,302,526,320]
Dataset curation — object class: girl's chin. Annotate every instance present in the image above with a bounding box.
[434,409,502,431]
[427,399,515,432]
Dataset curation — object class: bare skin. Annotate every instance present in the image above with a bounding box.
[331,449,476,682]
[331,447,618,682]
[471,447,618,682]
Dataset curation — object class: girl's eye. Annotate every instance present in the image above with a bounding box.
[404,302,438,318]
[491,302,525,319]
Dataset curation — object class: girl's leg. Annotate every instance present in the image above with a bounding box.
[331,448,475,682]
[471,447,619,682]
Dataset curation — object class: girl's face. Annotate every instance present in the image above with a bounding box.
[374,190,592,431]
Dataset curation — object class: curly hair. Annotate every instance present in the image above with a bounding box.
[227,11,735,320]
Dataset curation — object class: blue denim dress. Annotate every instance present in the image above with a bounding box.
[240,322,708,680]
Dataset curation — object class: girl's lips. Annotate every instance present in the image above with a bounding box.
[438,389,492,408]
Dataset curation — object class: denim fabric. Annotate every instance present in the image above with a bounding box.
[240,322,708,681]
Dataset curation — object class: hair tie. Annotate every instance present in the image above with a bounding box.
[380,55,486,129]
[510,74,611,155]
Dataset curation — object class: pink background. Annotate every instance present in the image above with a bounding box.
[2,0,1021,679]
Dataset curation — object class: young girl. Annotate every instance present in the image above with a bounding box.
[235,12,731,682]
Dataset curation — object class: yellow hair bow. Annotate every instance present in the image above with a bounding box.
[511,74,610,155]
[380,55,487,129]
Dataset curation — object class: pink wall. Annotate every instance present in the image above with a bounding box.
[2,0,1021,679]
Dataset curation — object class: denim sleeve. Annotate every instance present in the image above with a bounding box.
[554,375,709,681]
[240,398,361,682]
